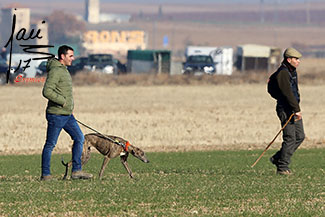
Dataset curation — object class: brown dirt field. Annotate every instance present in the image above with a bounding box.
[1,80,324,155]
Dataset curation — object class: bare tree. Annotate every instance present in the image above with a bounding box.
[46,10,86,45]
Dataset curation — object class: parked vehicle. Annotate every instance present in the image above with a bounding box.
[183,55,215,75]
[0,59,25,84]
[35,60,47,77]
[68,56,89,75]
[36,56,89,77]
[85,54,115,74]
[183,46,233,75]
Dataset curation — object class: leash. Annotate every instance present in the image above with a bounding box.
[251,113,295,168]
[76,119,127,150]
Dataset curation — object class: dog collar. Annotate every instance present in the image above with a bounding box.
[125,141,130,151]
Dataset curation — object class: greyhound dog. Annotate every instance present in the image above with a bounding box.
[62,133,149,179]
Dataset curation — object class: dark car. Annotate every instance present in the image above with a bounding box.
[183,55,216,75]
[36,57,89,77]
[35,60,47,77]
[0,59,25,84]
[68,56,89,75]
[85,54,115,74]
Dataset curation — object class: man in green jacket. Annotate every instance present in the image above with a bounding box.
[41,45,92,181]
[270,47,305,175]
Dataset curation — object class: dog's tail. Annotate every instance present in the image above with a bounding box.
[61,157,69,180]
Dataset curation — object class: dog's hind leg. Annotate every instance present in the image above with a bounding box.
[99,156,111,179]
[120,155,133,178]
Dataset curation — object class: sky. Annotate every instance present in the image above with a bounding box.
[101,0,317,3]
[0,0,319,5]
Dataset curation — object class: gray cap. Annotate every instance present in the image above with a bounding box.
[284,47,302,58]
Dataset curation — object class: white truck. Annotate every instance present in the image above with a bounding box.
[184,46,233,75]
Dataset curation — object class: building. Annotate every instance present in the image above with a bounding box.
[1,6,49,54]
[236,44,282,73]
[127,50,171,74]
[1,7,30,47]
[0,6,50,77]
[83,23,147,57]
[30,21,49,54]
[85,0,100,24]
[99,13,131,23]
[82,0,142,56]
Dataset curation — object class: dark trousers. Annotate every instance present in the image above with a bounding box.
[272,107,305,171]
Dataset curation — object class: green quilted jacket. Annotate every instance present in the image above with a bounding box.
[42,58,74,115]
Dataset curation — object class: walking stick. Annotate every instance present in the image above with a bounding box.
[251,113,295,168]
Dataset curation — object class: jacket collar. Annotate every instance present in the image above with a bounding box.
[282,60,296,73]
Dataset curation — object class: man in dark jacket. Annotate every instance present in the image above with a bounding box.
[41,45,92,181]
[270,47,305,175]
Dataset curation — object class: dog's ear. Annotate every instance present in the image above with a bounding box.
[129,146,138,155]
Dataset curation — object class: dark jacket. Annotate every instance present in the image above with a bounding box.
[42,58,74,115]
[276,60,300,113]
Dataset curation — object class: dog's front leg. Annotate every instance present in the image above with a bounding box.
[120,155,133,178]
[99,156,110,179]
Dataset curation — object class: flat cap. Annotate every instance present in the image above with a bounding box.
[284,47,302,58]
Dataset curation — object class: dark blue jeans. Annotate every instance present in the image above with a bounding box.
[41,113,84,176]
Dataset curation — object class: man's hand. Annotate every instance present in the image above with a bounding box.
[295,112,302,121]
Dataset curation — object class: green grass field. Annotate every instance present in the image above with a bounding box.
[0,149,324,216]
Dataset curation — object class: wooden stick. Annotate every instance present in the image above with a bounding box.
[251,113,295,168]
